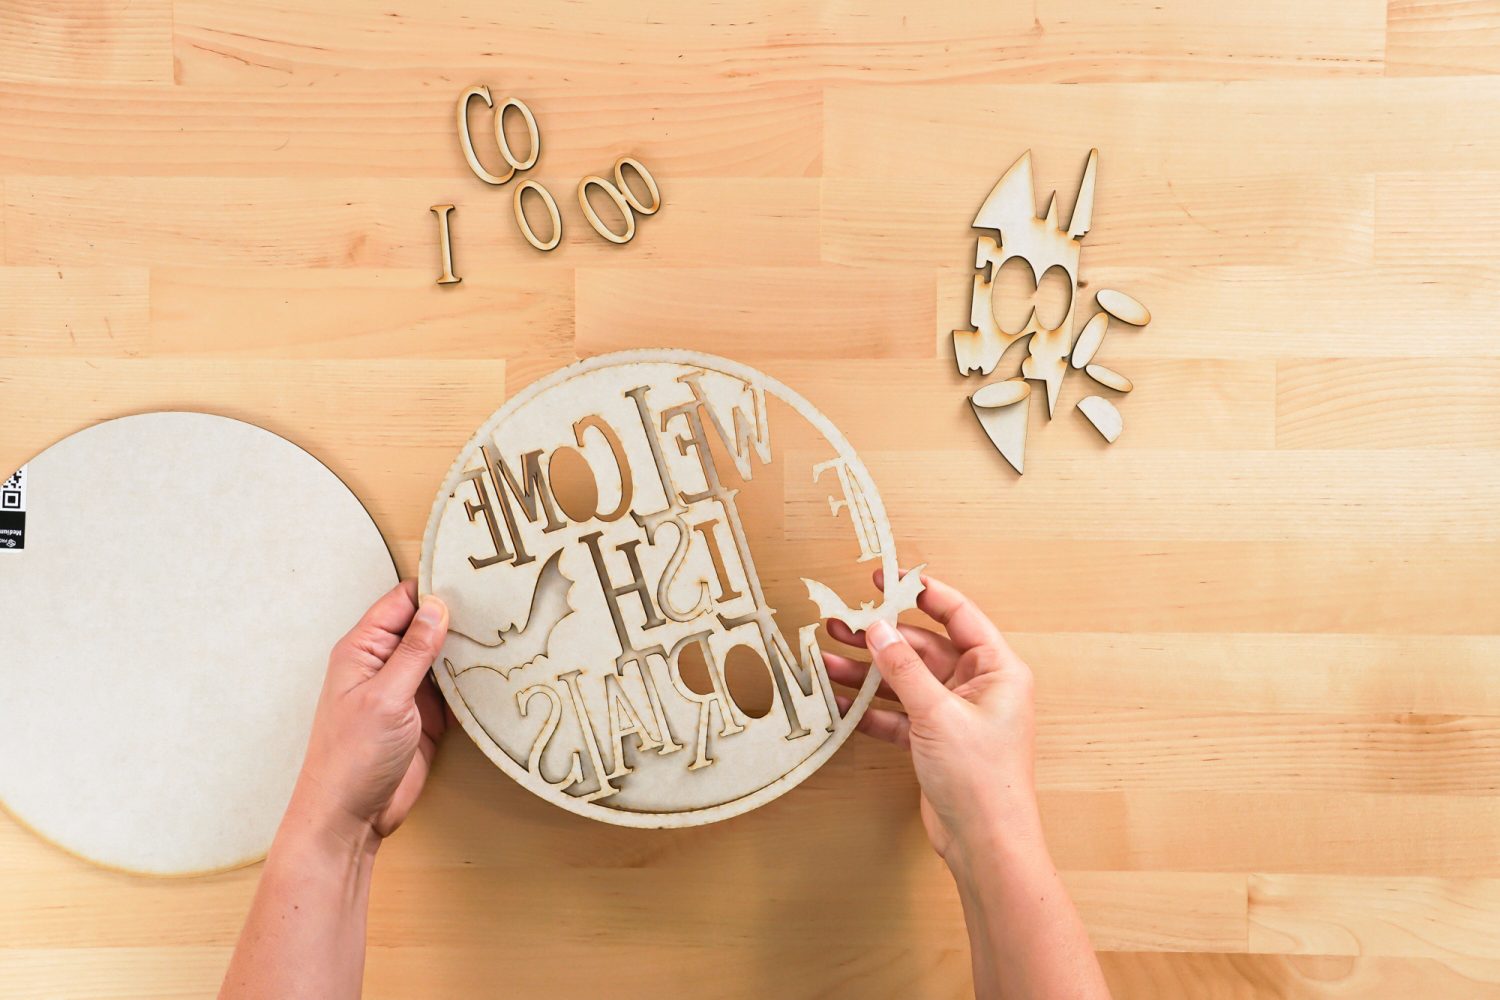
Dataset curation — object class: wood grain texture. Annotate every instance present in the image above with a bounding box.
[2,1,1498,997]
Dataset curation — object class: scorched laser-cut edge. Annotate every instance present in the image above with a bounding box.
[420,351,921,828]
[951,149,1150,473]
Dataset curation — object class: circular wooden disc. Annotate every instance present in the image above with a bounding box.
[0,413,397,876]
[421,351,913,828]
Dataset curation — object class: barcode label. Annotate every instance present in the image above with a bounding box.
[1,466,26,550]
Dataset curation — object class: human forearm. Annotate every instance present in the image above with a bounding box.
[219,793,378,1000]
[945,800,1109,1000]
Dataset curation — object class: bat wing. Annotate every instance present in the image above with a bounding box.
[446,549,575,680]
[802,565,928,634]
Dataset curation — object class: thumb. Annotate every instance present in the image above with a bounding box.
[375,596,450,699]
[866,619,949,718]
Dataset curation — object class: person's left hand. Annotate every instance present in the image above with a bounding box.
[286,581,450,849]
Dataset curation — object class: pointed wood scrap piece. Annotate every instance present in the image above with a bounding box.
[1086,363,1133,393]
[1096,289,1150,326]
[970,379,1031,474]
[1068,149,1098,239]
[1071,311,1109,369]
[1077,395,1122,443]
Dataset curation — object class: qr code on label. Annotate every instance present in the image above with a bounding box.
[1,467,22,510]
[0,465,24,550]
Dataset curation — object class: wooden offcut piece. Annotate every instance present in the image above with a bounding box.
[1078,394,1123,442]
[969,378,1031,474]
[1071,311,1108,369]
[1086,363,1133,392]
[1097,288,1151,326]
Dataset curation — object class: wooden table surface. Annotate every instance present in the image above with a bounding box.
[4,1,1500,997]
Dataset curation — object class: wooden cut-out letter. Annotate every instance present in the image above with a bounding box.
[430,204,461,285]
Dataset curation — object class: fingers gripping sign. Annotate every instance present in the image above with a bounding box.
[866,619,951,721]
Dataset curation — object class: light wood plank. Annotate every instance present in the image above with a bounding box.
[1388,0,1500,76]
[170,0,1384,88]
[1035,711,1500,795]
[1250,874,1500,959]
[575,267,937,360]
[0,1,172,84]
[0,267,149,356]
[826,79,1500,180]
[1376,171,1500,264]
[1278,359,1500,449]
[1017,632,1500,716]
[146,268,574,359]
[1098,951,1500,999]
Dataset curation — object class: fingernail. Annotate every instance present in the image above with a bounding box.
[867,619,899,650]
[415,596,446,629]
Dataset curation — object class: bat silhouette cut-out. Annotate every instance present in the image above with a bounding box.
[800,564,927,633]
[445,549,575,680]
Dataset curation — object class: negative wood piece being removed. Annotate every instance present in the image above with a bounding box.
[0,413,397,876]
[1096,288,1151,326]
[1070,311,1108,369]
[1077,394,1123,443]
[1086,363,1133,392]
[969,378,1031,474]
[420,350,922,828]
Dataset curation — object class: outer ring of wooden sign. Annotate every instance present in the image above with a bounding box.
[513,180,562,251]
[577,175,636,244]
[613,156,661,216]
[419,350,901,829]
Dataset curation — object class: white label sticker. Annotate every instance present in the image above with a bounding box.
[1,465,26,550]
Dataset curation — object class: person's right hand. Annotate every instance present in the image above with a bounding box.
[824,570,1039,863]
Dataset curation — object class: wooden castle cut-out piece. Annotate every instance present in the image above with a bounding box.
[951,149,1149,473]
[969,378,1031,474]
[953,148,1096,416]
[1078,395,1123,442]
[420,351,920,828]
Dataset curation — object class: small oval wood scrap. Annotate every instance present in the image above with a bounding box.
[1070,311,1109,369]
[1096,289,1151,326]
[971,378,1031,408]
[1078,394,1123,443]
[1085,363,1133,393]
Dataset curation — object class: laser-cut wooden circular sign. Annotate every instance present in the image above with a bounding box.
[420,351,923,827]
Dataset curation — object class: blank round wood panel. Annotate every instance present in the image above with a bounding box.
[0,413,398,876]
[420,351,922,828]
